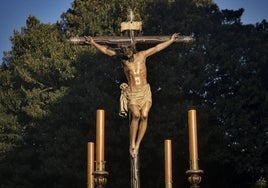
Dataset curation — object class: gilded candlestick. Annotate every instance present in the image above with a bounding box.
[96,109,105,171]
[186,109,203,188]
[87,142,94,188]
[94,109,108,188]
[165,139,172,188]
[188,109,199,170]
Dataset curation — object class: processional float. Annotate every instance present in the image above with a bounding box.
[70,10,203,188]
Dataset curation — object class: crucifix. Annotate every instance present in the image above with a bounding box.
[70,10,193,188]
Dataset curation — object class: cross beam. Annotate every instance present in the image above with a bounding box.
[69,35,193,45]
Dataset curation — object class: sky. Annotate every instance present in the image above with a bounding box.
[1,0,268,62]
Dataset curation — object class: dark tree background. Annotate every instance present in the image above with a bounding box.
[0,0,267,188]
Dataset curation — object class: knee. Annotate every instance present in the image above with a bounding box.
[132,111,140,120]
[141,112,148,121]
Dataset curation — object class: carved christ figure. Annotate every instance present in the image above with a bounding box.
[85,33,178,157]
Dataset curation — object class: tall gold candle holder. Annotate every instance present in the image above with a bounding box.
[87,142,95,188]
[94,109,108,188]
[165,140,173,188]
[186,109,203,188]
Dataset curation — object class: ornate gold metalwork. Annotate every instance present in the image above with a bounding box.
[93,161,109,188]
[186,169,203,188]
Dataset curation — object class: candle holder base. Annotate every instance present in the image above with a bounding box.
[186,169,203,188]
[93,170,109,188]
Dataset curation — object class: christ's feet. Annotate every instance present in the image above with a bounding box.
[129,146,139,158]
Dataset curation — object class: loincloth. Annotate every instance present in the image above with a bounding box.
[119,83,152,117]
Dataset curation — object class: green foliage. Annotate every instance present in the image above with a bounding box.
[61,0,147,36]
[0,0,267,188]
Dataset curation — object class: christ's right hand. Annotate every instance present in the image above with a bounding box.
[84,36,94,44]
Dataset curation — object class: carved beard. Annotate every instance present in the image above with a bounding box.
[128,56,134,62]
[121,54,134,62]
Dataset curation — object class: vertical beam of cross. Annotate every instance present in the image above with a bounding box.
[122,11,142,188]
